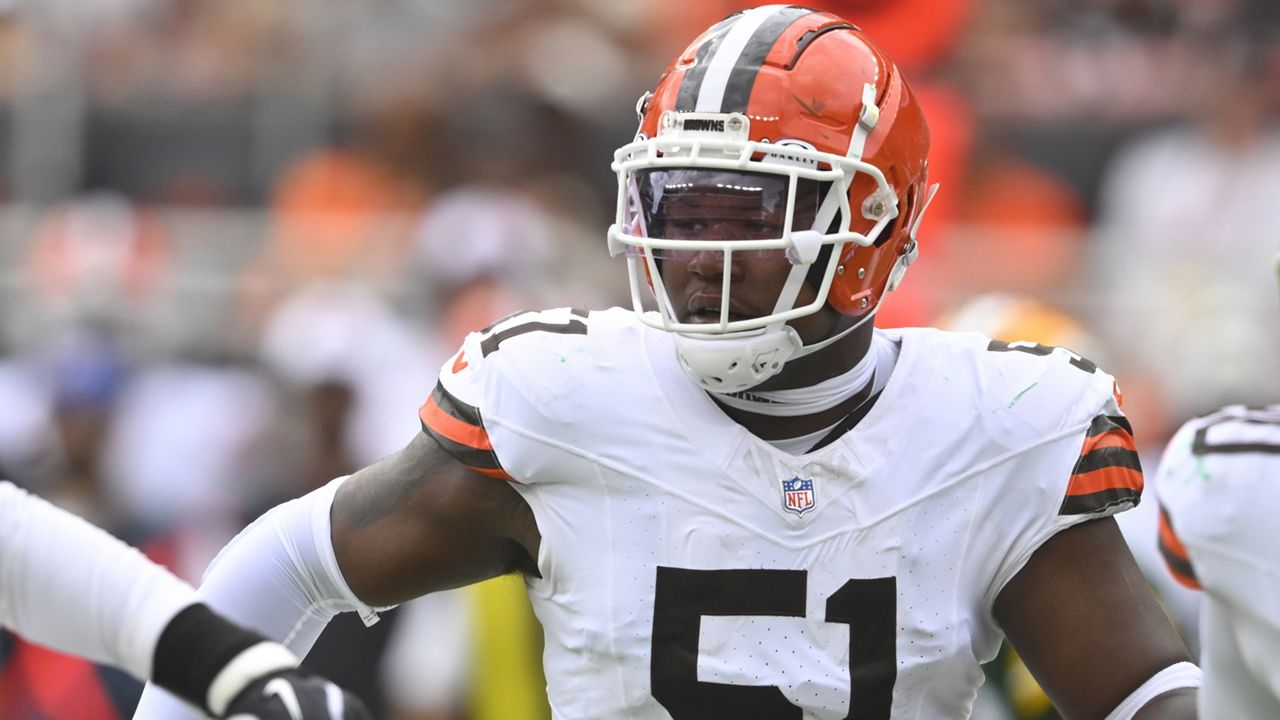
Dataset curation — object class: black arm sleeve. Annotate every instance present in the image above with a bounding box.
[151,603,265,714]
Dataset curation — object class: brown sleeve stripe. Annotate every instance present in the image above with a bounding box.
[1073,444,1143,477]
[1158,504,1201,589]
[1060,419,1144,515]
[1066,462,1144,499]
[1087,413,1133,437]
[1060,486,1142,515]
[418,383,515,483]
[420,387,491,451]
[422,424,514,482]
[427,381,482,427]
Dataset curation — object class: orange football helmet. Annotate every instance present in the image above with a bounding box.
[608,5,936,391]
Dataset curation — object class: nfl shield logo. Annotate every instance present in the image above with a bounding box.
[780,476,816,516]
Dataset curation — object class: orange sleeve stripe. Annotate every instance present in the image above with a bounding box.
[1081,431,1132,453]
[1158,506,1201,589]
[1066,424,1142,498]
[419,394,493,451]
[1066,466,1144,497]
[471,466,516,482]
[1157,508,1191,563]
[1075,425,1136,453]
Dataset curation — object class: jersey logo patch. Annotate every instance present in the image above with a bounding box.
[451,350,469,373]
[780,476,816,516]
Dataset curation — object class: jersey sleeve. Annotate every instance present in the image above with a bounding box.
[1056,399,1144,518]
[416,307,592,484]
[983,354,1145,609]
[419,332,516,482]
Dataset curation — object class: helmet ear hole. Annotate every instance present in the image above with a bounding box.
[873,214,900,249]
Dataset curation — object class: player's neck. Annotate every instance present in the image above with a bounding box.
[714,380,879,441]
[712,322,878,440]
[763,317,875,389]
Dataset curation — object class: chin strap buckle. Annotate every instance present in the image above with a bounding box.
[787,230,824,266]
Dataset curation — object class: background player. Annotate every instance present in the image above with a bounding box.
[1155,253,1280,717]
[0,480,369,719]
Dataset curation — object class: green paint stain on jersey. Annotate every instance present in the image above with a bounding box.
[1192,455,1214,485]
[1008,382,1040,409]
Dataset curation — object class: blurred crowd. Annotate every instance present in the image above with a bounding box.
[0,0,1276,718]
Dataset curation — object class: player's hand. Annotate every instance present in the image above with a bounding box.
[222,669,372,720]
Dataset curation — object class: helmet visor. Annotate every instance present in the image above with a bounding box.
[627,169,824,256]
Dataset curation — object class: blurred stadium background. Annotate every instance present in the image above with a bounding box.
[0,0,1276,718]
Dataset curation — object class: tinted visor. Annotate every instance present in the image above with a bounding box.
[630,169,824,248]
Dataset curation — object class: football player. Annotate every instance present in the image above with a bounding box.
[0,480,369,719]
[1155,253,1280,717]
[136,7,1198,719]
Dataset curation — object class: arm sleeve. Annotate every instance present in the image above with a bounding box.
[0,480,197,681]
[133,476,388,719]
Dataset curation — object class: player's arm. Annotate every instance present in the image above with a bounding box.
[994,517,1197,719]
[133,432,536,718]
[330,431,540,606]
[0,481,369,719]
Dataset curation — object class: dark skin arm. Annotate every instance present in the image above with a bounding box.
[330,433,540,607]
[995,517,1196,719]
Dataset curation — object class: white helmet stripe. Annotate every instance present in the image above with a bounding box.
[694,5,791,112]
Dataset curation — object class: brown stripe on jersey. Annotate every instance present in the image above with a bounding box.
[418,383,515,482]
[1192,418,1280,455]
[1061,416,1143,515]
[421,423,514,482]
[1073,445,1143,475]
[1158,504,1200,589]
[428,382,482,427]
[479,315,588,357]
[481,308,590,334]
[1060,486,1141,516]
[1087,413,1133,438]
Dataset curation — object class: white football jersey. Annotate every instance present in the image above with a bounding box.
[1156,405,1280,718]
[420,308,1141,720]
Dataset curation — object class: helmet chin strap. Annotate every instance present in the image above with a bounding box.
[673,309,875,395]
[713,327,882,417]
[673,325,802,394]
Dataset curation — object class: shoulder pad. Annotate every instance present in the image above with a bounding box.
[977,336,1121,436]
[437,307,592,406]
